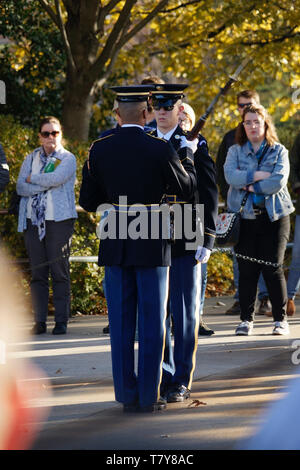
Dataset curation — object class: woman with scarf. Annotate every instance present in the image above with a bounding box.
[17,116,77,335]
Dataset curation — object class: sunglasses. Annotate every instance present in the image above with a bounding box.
[40,130,60,138]
[238,102,252,108]
[153,104,175,111]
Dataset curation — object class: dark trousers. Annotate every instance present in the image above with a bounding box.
[24,219,74,323]
[235,214,290,322]
[105,265,169,408]
[162,254,201,390]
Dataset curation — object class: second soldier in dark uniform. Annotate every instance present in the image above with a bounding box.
[149,84,218,403]
[79,85,197,412]
[0,143,9,195]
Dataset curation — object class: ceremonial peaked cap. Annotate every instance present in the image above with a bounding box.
[151,84,188,105]
[110,85,154,103]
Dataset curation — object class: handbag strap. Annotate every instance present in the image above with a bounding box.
[239,192,249,212]
[239,144,270,213]
[257,144,269,166]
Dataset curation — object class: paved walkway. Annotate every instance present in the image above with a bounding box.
[9,295,300,450]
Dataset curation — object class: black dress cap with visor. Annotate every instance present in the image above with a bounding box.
[151,84,188,110]
[110,85,155,103]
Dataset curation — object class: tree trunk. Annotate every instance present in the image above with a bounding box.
[62,74,95,141]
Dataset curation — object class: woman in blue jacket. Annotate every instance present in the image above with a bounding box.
[17,116,77,335]
[224,105,294,336]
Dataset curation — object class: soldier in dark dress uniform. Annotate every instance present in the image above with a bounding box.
[0,143,9,194]
[79,85,197,413]
[149,84,218,403]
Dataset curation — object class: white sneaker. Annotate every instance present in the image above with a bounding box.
[235,321,254,336]
[272,321,290,335]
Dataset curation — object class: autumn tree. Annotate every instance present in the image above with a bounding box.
[1,0,300,141]
[32,0,171,140]
[0,1,65,128]
[145,0,300,147]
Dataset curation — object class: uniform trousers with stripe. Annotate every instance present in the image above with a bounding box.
[105,265,169,408]
[162,254,201,391]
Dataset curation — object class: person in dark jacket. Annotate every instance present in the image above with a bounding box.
[0,143,9,193]
[79,85,197,413]
[286,132,300,316]
[149,84,218,404]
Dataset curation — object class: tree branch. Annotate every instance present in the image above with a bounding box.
[119,0,169,47]
[105,0,125,12]
[91,0,137,77]
[96,0,123,35]
[54,0,76,74]
[91,0,170,84]
[148,3,259,57]
[37,0,60,27]
[241,28,300,46]
[160,0,205,13]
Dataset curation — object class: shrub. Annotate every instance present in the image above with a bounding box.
[206,250,235,297]
[0,114,106,315]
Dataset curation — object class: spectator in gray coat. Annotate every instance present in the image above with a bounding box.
[17,117,77,336]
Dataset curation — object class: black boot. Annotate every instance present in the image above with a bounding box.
[31,322,47,335]
[199,320,214,336]
[52,322,67,335]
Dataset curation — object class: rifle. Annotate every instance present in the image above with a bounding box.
[187,57,252,141]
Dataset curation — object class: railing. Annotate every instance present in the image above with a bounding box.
[0,203,295,264]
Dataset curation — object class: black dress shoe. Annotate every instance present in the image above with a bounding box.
[257,297,272,316]
[103,324,110,334]
[52,322,67,335]
[139,397,167,413]
[123,403,139,413]
[166,385,190,403]
[225,301,241,315]
[31,322,46,335]
[199,320,214,336]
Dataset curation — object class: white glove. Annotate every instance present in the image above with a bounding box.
[195,246,211,263]
[180,136,198,153]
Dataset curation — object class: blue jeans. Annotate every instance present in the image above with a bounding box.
[287,215,300,299]
[233,253,269,301]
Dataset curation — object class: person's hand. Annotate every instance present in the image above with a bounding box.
[195,246,211,263]
[243,184,254,192]
[253,171,271,182]
[26,175,31,183]
[180,136,198,153]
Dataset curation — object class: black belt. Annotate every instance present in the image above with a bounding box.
[253,207,267,216]
[111,203,161,212]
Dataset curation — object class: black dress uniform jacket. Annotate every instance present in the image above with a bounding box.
[79,126,196,267]
[148,126,218,255]
[0,143,9,193]
[215,128,236,201]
